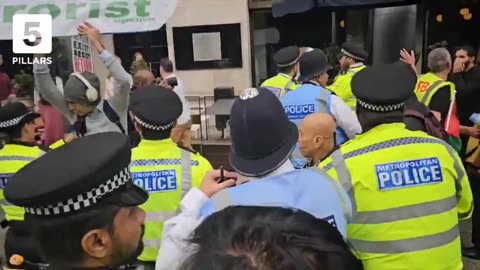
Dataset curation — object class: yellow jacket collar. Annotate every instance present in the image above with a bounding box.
[138,139,176,148]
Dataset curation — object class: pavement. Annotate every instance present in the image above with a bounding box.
[461,219,480,269]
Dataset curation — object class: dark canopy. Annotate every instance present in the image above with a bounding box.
[272,0,414,17]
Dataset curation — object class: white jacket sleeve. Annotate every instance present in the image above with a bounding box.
[329,95,362,139]
[155,188,208,270]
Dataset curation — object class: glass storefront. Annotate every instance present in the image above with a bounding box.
[251,4,420,84]
[113,26,168,78]
[251,8,333,86]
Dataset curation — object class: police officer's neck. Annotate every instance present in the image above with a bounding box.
[312,147,332,165]
[359,111,404,133]
[250,160,295,180]
[10,135,36,146]
[306,80,326,87]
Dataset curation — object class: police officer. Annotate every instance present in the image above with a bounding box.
[156,88,353,270]
[320,63,473,270]
[0,102,49,268]
[328,42,368,112]
[282,49,361,168]
[4,133,147,270]
[261,46,301,97]
[129,85,212,268]
[200,88,352,237]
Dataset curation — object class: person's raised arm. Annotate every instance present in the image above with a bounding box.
[78,22,132,111]
[33,49,75,123]
[400,49,418,76]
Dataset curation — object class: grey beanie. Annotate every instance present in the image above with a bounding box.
[64,72,101,104]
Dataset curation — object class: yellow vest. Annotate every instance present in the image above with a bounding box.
[261,73,300,97]
[130,139,212,262]
[415,72,455,106]
[320,123,472,270]
[0,144,45,221]
[328,65,366,112]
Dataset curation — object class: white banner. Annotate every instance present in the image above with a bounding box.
[0,0,178,40]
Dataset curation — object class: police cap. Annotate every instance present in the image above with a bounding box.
[273,46,301,67]
[341,42,368,62]
[130,85,182,131]
[297,49,332,83]
[5,133,148,216]
[352,63,417,112]
[0,102,40,131]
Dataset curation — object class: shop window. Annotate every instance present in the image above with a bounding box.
[334,9,370,60]
[251,8,332,86]
[114,27,168,77]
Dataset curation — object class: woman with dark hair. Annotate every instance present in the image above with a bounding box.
[179,206,363,270]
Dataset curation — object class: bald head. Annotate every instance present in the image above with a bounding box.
[299,113,337,162]
[303,113,336,137]
[133,70,155,88]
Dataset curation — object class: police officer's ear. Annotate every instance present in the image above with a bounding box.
[293,62,300,74]
[317,73,328,86]
[81,229,113,259]
[133,122,142,135]
[313,135,325,147]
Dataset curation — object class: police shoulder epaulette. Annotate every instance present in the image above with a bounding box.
[178,145,198,155]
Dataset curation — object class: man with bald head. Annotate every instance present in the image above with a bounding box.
[298,112,337,168]
[133,69,155,90]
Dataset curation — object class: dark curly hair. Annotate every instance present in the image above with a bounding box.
[179,206,363,270]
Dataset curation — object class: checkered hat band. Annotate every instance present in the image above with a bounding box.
[341,48,365,61]
[0,113,30,128]
[25,167,131,216]
[277,55,301,67]
[133,115,175,131]
[357,99,405,112]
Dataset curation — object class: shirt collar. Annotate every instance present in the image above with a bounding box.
[250,160,295,180]
[350,63,365,68]
[81,101,104,119]
[307,80,320,86]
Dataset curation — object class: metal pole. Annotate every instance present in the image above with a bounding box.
[332,11,337,44]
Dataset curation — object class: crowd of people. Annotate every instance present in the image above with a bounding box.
[0,21,479,270]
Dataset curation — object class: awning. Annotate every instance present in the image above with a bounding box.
[272,0,413,17]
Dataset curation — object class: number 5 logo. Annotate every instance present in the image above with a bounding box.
[12,14,52,54]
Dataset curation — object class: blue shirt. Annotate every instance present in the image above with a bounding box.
[200,169,352,237]
[281,83,350,168]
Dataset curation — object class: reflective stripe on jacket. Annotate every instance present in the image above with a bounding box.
[261,74,300,98]
[320,123,472,270]
[328,65,365,112]
[0,144,45,221]
[130,139,212,262]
